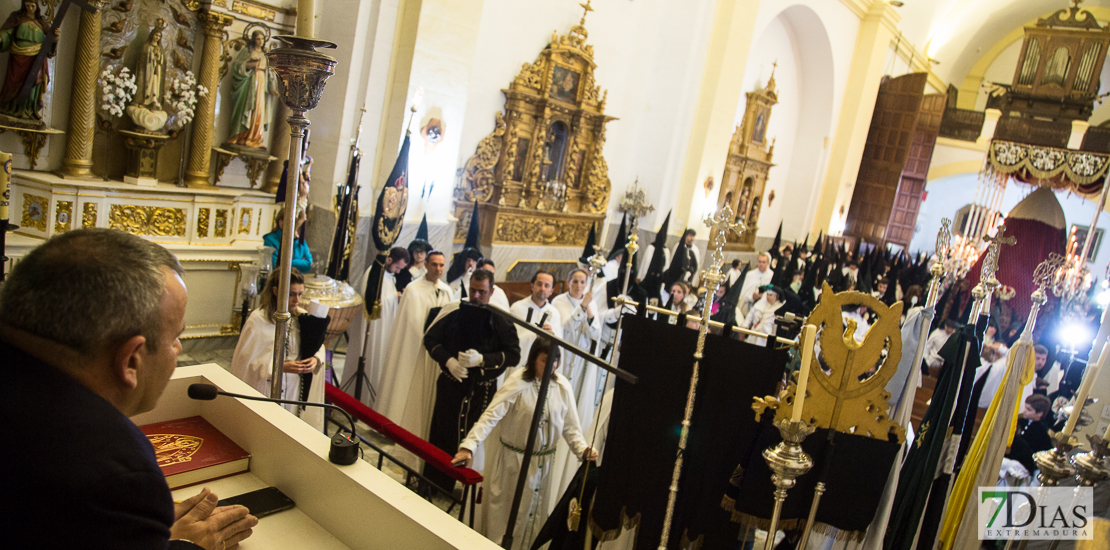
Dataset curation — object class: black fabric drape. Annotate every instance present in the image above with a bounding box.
[589,315,785,549]
[728,426,900,534]
[531,460,601,550]
[296,315,330,403]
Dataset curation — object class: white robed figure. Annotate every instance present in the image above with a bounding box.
[376,252,451,433]
[454,342,596,550]
[547,268,601,510]
[740,284,783,346]
[340,247,409,407]
[508,270,563,373]
[230,269,326,431]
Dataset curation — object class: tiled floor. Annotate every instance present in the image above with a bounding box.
[176,344,462,513]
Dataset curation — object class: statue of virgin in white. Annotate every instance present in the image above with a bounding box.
[126,18,168,133]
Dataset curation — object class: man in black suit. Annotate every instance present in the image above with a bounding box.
[0,229,257,549]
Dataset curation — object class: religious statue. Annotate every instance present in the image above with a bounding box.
[0,1,57,123]
[126,19,168,132]
[227,29,274,149]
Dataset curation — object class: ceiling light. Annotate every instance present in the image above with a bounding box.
[890,1,904,6]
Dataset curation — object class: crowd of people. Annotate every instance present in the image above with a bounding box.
[7,217,1095,548]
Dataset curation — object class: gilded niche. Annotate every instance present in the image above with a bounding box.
[239,207,252,235]
[215,209,228,238]
[197,207,210,238]
[55,201,73,233]
[454,6,614,246]
[82,203,98,228]
[108,205,187,238]
[21,193,48,232]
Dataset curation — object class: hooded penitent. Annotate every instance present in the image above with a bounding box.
[446,201,484,285]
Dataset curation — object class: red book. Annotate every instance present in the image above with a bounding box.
[139,416,251,490]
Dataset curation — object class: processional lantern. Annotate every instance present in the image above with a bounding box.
[456,0,616,249]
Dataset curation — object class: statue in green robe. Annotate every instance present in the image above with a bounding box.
[228,31,274,149]
[0,1,57,123]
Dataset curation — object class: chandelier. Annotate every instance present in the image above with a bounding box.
[1052,229,1093,306]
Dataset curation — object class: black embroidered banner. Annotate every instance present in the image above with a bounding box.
[590,315,786,549]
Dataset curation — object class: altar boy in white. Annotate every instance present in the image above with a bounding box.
[453,340,597,550]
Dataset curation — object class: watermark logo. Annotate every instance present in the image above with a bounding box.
[978,487,1093,540]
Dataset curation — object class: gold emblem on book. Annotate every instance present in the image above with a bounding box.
[147,434,204,467]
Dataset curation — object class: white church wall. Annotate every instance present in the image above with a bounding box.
[730,0,856,246]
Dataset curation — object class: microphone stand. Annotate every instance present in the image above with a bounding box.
[191,385,360,465]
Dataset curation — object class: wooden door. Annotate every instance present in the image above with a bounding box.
[845,73,928,245]
[886,93,944,247]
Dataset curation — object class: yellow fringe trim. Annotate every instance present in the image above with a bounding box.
[589,505,642,545]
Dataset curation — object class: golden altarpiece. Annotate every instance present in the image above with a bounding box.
[717,72,777,251]
[454,14,615,248]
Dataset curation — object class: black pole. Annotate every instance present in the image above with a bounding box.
[0,218,7,283]
[468,302,637,383]
[500,335,560,549]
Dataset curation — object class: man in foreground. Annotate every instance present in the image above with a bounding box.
[422,269,520,492]
[0,229,257,549]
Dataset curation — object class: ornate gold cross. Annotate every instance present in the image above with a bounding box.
[579,0,594,25]
[703,205,745,277]
[981,224,1016,282]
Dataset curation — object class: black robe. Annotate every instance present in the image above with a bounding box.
[422,303,521,491]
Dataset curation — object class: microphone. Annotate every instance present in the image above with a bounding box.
[187,383,360,465]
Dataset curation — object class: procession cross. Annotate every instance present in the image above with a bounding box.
[981,224,1016,284]
[17,0,97,103]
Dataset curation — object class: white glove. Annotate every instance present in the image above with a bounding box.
[459,349,484,368]
[446,358,468,381]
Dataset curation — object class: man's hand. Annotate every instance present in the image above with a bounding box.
[541,323,554,334]
[582,291,593,308]
[452,448,473,468]
[171,488,257,550]
[446,358,468,382]
[581,447,599,461]
[458,349,483,368]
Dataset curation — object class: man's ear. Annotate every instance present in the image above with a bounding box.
[112,335,147,389]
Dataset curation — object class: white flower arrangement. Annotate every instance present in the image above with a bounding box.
[99,67,136,119]
[164,71,207,130]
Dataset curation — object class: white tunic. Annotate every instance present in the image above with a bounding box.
[459,369,589,550]
[376,277,452,430]
[736,267,773,318]
[230,308,327,431]
[508,296,564,370]
[741,297,783,346]
[548,292,602,509]
[923,328,950,370]
[490,286,511,310]
[341,269,399,408]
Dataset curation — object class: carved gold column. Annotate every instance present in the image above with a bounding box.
[262,102,290,194]
[184,11,233,189]
[57,2,105,178]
